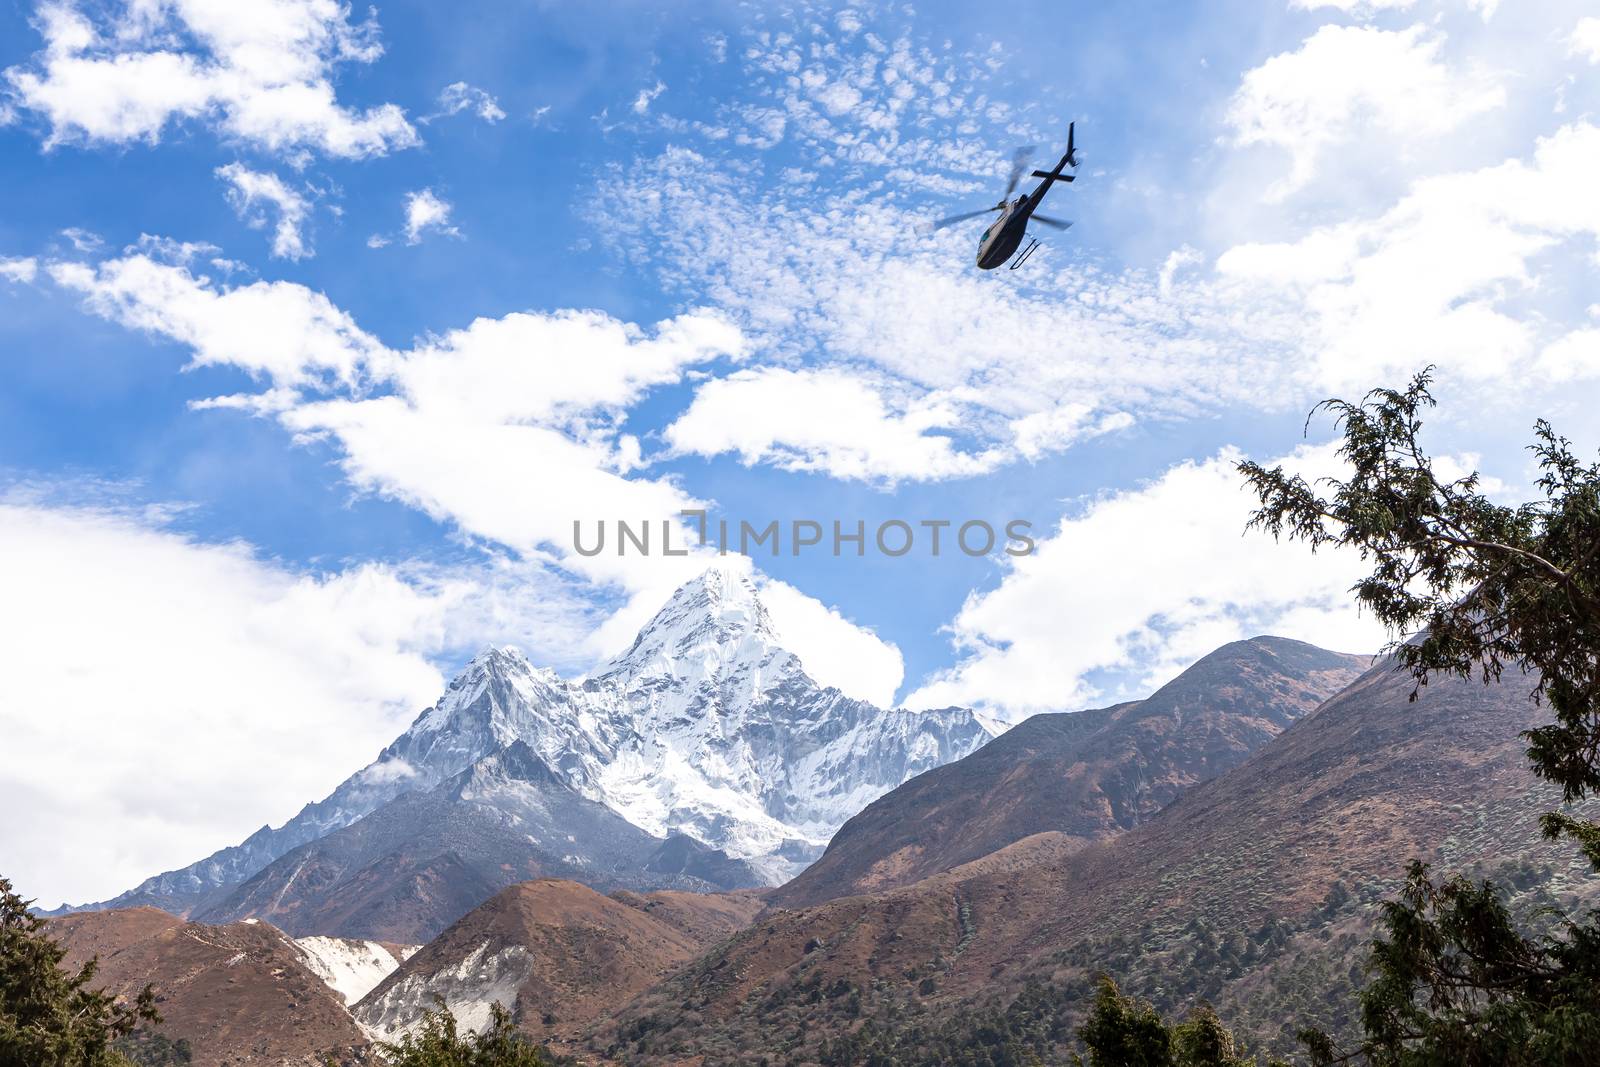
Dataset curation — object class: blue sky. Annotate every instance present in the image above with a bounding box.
[4,0,1600,904]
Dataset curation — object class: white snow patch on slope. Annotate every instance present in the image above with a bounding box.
[357,941,532,1040]
[294,935,413,1005]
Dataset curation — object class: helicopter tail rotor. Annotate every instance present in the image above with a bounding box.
[1028,123,1082,185]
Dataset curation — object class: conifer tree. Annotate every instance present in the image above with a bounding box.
[1240,371,1600,1064]
[0,876,157,1067]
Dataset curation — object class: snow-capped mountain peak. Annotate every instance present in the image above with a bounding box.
[597,569,790,690]
[416,645,557,735]
[363,570,996,876]
[80,568,995,912]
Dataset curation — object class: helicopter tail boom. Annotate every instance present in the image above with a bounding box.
[1029,122,1079,185]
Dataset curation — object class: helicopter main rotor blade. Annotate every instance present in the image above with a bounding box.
[924,207,1001,232]
[1031,214,1073,231]
[1003,145,1036,200]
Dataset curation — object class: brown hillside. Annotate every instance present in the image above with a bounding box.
[772,636,1369,909]
[48,908,367,1066]
[355,879,764,1050]
[599,659,1598,1063]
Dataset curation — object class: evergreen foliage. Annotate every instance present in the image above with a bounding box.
[111,1030,192,1066]
[0,876,158,1067]
[378,1000,562,1067]
[1241,371,1600,1064]
[1240,368,1600,818]
[1074,977,1280,1067]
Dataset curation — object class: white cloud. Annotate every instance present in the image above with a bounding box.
[1010,407,1133,461]
[4,0,418,159]
[601,5,1600,500]
[1217,121,1600,389]
[0,256,37,282]
[127,233,218,265]
[665,365,1139,482]
[284,387,907,697]
[757,574,902,706]
[58,226,102,253]
[903,444,1384,718]
[216,162,312,259]
[429,81,505,123]
[271,311,737,601]
[1536,327,1600,382]
[603,146,1312,478]
[666,367,1005,483]
[42,249,903,704]
[632,80,665,115]
[1573,18,1600,63]
[403,188,459,244]
[50,252,385,389]
[583,12,1412,488]
[1158,245,1203,297]
[0,492,606,907]
[1226,24,1504,200]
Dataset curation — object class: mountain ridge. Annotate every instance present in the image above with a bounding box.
[598,654,1598,1063]
[770,635,1370,909]
[64,569,996,931]
[185,738,761,942]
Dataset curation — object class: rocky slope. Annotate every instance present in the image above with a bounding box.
[47,908,369,1066]
[51,638,1585,1065]
[71,569,995,930]
[193,740,761,942]
[772,637,1369,909]
[354,879,766,1049]
[292,934,417,1005]
[598,658,1598,1063]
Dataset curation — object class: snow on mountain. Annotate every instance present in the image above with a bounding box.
[361,939,531,1041]
[294,935,416,1005]
[576,569,996,876]
[77,569,997,912]
[387,569,996,879]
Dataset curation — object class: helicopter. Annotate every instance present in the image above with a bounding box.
[927,123,1079,270]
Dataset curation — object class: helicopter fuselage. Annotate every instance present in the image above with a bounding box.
[975,198,1038,270]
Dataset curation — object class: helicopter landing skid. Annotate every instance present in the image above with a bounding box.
[1009,237,1040,271]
